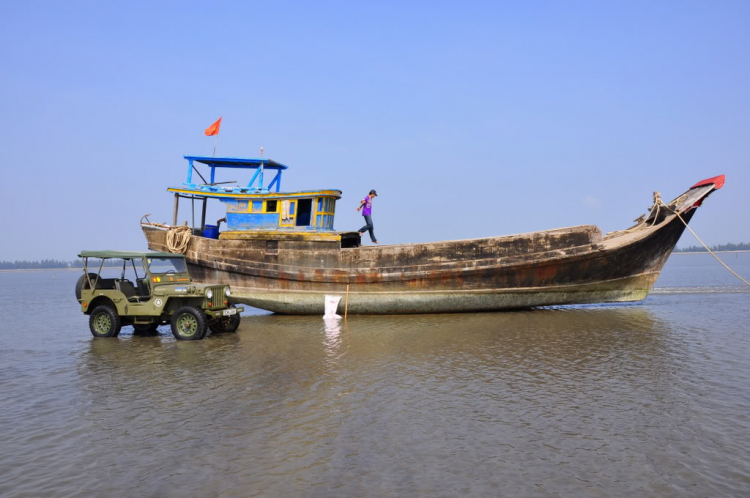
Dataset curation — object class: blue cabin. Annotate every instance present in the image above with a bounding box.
[167,156,351,242]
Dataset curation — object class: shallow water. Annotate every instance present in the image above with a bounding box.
[0,254,749,497]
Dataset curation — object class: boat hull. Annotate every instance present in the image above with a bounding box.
[142,209,695,314]
[209,273,658,314]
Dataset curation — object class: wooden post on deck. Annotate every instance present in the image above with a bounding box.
[344,284,350,320]
[200,198,208,231]
[172,193,179,226]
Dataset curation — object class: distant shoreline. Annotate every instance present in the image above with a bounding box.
[0,267,81,273]
[672,250,750,255]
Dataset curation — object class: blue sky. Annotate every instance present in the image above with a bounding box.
[1,1,748,260]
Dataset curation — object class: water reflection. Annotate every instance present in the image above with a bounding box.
[323,316,342,336]
[78,305,678,459]
[80,306,672,385]
[323,316,345,364]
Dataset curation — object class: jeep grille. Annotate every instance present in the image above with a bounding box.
[209,286,225,308]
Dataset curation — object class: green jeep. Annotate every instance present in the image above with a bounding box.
[76,251,243,340]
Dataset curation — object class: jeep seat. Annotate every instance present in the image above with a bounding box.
[136,278,150,297]
[116,280,141,302]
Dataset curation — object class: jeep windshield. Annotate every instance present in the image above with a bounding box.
[147,257,188,274]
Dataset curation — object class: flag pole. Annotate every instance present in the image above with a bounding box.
[205,115,221,157]
[213,114,219,157]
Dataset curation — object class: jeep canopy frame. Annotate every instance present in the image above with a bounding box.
[78,251,186,289]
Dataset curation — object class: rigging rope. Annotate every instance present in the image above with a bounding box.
[166,225,192,254]
[661,201,750,287]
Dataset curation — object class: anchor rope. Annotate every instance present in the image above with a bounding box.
[660,201,750,288]
[166,225,192,254]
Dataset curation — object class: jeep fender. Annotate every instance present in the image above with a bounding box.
[85,295,117,315]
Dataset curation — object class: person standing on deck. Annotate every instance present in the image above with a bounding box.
[357,190,379,244]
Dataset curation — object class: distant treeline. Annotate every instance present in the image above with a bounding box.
[0,259,122,270]
[674,242,750,253]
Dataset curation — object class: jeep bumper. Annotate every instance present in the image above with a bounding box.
[205,306,244,319]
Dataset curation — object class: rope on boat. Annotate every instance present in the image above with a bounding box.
[661,201,750,288]
[608,191,664,235]
[166,225,192,254]
[649,192,661,228]
[609,190,748,286]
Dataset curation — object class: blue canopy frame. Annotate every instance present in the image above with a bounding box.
[184,156,290,192]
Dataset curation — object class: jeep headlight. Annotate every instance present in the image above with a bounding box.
[206,289,213,299]
[225,288,231,297]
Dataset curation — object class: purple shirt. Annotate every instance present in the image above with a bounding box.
[362,196,373,216]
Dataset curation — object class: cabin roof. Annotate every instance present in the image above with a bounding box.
[78,250,184,259]
[184,156,288,170]
[167,187,342,198]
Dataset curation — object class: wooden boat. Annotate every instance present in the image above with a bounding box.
[141,156,725,314]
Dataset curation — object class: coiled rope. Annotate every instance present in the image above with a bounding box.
[166,225,192,254]
[660,201,750,287]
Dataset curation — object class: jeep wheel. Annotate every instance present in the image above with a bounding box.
[75,273,99,300]
[133,323,159,335]
[209,306,241,334]
[89,305,121,338]
[170,306,207,341]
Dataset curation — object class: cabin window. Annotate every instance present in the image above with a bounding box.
[296,199,312,226]
[313,197,336,229]
[265,200,278,213]
[252,201,263,213]
[321,197,332,212]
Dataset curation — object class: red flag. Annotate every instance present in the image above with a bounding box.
[205,117,222,136]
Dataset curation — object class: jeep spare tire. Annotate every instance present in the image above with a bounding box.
[75,273,99,301]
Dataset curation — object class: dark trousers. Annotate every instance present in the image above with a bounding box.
[359,215,377,242]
